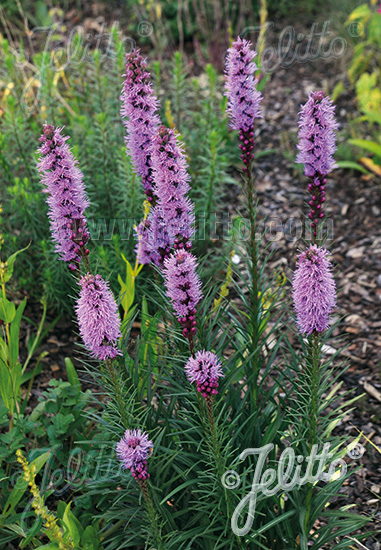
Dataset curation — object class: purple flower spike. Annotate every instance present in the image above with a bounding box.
[147,125,195,265]
[37,124,90,270]
[135,218,157,265]
[116,429,153,481]
[225,36,262,166]
[296,91,338,236]
[76,273,122,361]
[121,50,160,203]
[292,245,336,335]
[163,250,202,337]
[185,350,224,397]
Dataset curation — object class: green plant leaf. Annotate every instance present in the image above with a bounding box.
[4,244,30,283]
[368,12,381,42]
[0,357,12,410]
[336,161,369,174]
[348,138,381,157]
[118,256,137,315]
[65,357,80,388]
[0,297,16,324]
[10,297,27,367]
[346,4,371,23]
[62,502,82,546]
[32,545,60,550]
[331,81,344,102]
[82,525,100,549]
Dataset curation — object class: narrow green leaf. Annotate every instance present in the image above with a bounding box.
[10,298,27,367]
[336,160,369,174]
[0,357,12,409]
[348,138,381,157]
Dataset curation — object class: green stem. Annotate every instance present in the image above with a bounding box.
[303,332,321,542]
[205,395,223,477]
[22,298,47,374]
[203,395,244,549]
[100,519,125,542]
[104,359,129,429]
[139,479,163,550]
[205,135,216,222]
[245,157,261,407]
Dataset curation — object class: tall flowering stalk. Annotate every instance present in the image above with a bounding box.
[116,430,162,548]
[291,247,337,539]
[185,350,224,466]
[141,125,194,265]
[291,244,337,465]
[37,124,90,271]
[184,350,243,548]
[37,126,122,364]
[120,49,160,203]
[145,125,194,265]
[296,91,338,242]
[75,273,122,361]
[293,95,338,540]
[163,250,202,355]
[121,49,161,265]
[225,36,263,404]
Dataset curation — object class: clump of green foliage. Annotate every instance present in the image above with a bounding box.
[336,3,381,176]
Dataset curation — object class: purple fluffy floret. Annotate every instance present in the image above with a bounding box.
[296,92,338,237]
[135,218,156,265]
[145,125,195,265]
[116,429,153,480]
[37,124,90,270]
[141,206,172,266]
[163,251,202,336]
[152,126,194,244]
[185,350,224,397]
[225,36,263,133]
[296,91,338,179]
[121,49,160,202]
[292,244,336,335]
[76,273,122,361]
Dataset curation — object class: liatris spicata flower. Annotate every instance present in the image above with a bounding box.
[292,244,336,335]
[296,91,338,237]
[121,49,160,203]
[76,273,122,360]
[145,125,194,265]
[141,206,172,266]
[116,429,153,480]
[37,124,90,271]
[185,350,224,397]
[135,218,157,265]
[225,36,263,169]
[163,250,202,338]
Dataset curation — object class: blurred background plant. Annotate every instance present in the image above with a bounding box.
[335,0,381,176]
